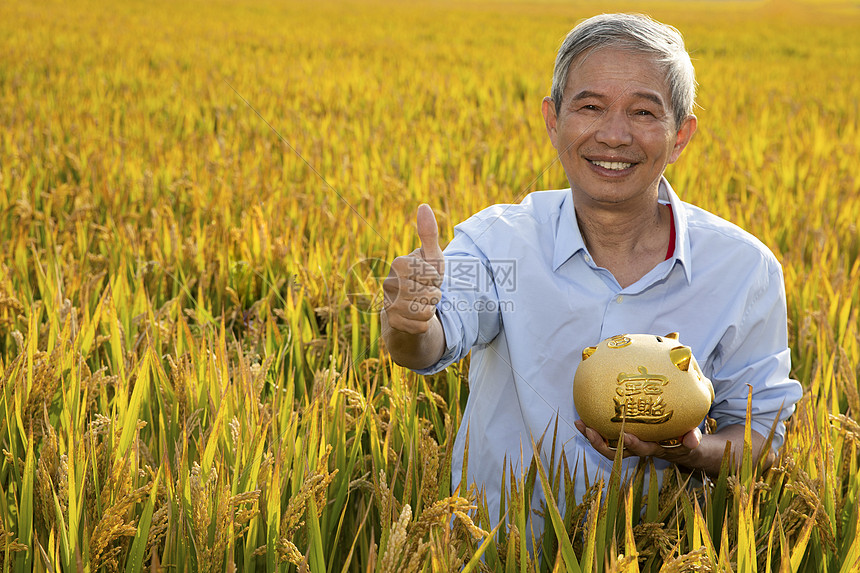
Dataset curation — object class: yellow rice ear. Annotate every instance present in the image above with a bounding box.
[664,332,680,340]
[670,346,692,371]
[582,346,597,361]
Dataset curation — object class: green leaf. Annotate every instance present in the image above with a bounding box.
[531,436,581,573]
[307,497,326,573]
[200,386,227,479]
[15,432,34,573]
[646,460,659,524]
[790,510,818,571]
[462,519,506,573]
[741,385,754,487]
[118,352,150,458]
[49,480,71,571]
[266,461,282,573]
[125,468,162,573]
[838,505,860,573]
[710,441,733,555]
[581,483,602,573]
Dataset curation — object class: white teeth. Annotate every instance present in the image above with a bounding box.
[591,160,633,170]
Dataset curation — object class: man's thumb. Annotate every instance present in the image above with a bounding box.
[417,204,445,275]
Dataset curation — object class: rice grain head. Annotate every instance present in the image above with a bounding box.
[380,504,412,573]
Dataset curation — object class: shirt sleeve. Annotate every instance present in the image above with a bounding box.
[708,260,803,452]
[413,229,502,375]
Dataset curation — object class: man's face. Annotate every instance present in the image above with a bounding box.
[542,47,696,209]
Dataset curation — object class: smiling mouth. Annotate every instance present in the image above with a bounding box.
[589,159,634,171]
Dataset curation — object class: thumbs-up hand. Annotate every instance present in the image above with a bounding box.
[417,204,445,277]
[383,204,445,335]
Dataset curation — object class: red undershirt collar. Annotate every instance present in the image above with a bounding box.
[665,204,676,260]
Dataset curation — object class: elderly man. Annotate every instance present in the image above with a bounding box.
[381,13,802,532]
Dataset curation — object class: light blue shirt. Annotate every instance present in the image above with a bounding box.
[417,178,802,528]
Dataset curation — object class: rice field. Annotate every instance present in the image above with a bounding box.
[1,0,859,570]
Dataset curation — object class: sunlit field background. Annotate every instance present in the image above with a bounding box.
[1,0,859,570]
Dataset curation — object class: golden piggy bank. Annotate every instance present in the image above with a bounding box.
[573,333,715,449]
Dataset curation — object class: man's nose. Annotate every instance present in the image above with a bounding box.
[593,108,634,147]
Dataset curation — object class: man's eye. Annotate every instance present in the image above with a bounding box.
[582,105,600,111]
[635,109,653,116]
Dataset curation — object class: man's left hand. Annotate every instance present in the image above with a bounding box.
[574,419,702,465]
[575,420,775,478]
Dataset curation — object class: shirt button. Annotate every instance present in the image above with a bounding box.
[616,295,623,303]
[584,254,591,263]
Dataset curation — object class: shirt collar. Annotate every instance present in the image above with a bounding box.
[552,177,693,284]
[552,190,585,271]
[659,178,692,284]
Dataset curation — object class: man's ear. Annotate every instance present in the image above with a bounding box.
[669,114,697,163]
[542,97,559,150]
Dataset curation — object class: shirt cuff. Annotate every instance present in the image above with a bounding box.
[412,307,462,375]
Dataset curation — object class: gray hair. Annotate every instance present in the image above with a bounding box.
[550,13,696,128]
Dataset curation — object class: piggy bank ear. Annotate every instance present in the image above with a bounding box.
[664,332,679,340]
[582,346,597,361]
[670,346,692,371]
